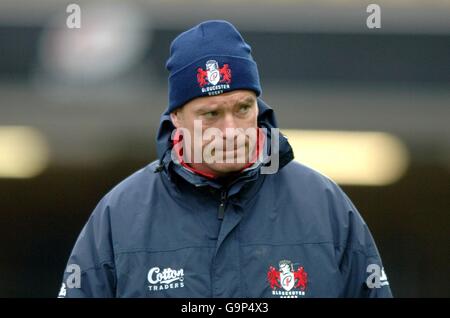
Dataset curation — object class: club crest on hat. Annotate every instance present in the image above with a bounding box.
[197,60,232,95]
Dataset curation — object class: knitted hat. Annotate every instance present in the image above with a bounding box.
[166,20,262,112]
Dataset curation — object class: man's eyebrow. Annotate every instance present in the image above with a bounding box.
[194,104,219,113]
[238,96,256,105]
[194,96,255,113]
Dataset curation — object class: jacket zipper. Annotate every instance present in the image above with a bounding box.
[217,190,228,220]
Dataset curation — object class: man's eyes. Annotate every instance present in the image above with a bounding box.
[238,104,251,113]
[203,110,219,118]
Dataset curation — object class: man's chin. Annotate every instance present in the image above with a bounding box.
[206,162,249,176]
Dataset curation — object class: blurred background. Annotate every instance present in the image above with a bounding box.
[0,0,449,297]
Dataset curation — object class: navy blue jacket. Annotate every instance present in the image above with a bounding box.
[59,99,392,298]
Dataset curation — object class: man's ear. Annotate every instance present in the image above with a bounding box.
[170,109,183,128]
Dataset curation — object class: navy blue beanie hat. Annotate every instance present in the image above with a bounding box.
[166,20,262,113]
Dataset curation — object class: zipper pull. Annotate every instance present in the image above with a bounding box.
[217,191,227,220]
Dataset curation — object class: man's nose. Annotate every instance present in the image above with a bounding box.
[219,113,240,148]
[221,112,238,130]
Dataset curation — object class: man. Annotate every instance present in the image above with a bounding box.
[59,20,392,298]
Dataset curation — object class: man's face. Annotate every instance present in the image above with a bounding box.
[170,90,259,177]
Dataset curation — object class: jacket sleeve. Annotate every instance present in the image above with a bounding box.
[58,196,116,298]
[335,190,393,298]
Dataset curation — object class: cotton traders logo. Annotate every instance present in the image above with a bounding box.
[197,60,232,95]
[147,266,185,292]
[267,260,308,298]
